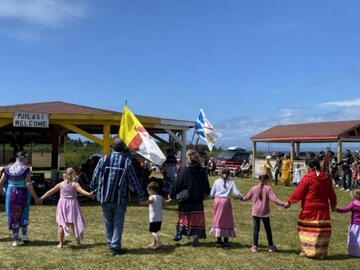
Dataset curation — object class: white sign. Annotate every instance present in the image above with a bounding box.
[13,112,49,128]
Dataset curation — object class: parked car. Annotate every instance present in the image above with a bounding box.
[214,147,251,176]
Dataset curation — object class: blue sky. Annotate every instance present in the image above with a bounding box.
[1,0,360,149]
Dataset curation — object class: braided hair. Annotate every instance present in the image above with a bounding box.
[221,167,231,189]
[258,172,269,200]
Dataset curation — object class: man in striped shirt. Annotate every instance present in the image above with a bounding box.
[91,138,145,256]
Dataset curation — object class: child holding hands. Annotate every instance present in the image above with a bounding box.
[209,167,242,248]
[336,189,360,257]
[40,168,95,248]
[140,181,171,249]
[242,172,289,253]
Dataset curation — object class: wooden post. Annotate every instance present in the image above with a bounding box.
[169,135,175,152]
[290,141,295,161]
[30,141,33,165]
[64,135,67,168]
[252,141,256,178]
[337,138,342,173]
[181,130,187,167]
[296,142,300,159]
[102,124,111,155]
[51,133,60,187]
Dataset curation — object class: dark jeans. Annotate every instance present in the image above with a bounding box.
[274,169,281,184]
[253,216,273,246]
[342,170,352,190]
[101,203,126,251]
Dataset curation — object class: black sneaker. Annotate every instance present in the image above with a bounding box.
[216,241,224,248]
[173,234,182,241]
[223,242,230,249]
[110,249,117,256]
[116,249,127,255]
[193,239,200,247]
[110,248,127,256]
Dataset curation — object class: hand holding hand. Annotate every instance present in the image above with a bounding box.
[139,200,147,206]
[284,202,291,209]
[331,206,336,212]
[35,197,42,205]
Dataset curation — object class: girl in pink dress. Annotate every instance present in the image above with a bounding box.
[336,189,360,257]
[40,168,95,248]
[209,168,243,248]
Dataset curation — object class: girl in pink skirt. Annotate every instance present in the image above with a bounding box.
[336,189,360,257]
[40,168,95,248]
[209,168,243,248]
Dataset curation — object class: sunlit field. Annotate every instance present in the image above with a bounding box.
[0,176,358,270]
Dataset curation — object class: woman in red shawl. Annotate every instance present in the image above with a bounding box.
[288,159,337,259]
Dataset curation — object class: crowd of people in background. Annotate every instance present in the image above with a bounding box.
[256,147,360,192]
[1,143,360,260]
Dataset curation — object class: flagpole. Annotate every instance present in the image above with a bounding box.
[190,127,196,145]
[119,100,128,139]
[194,136,200,152]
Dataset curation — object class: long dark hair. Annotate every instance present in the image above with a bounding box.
[221,167,230,188]
[258,173,269,200]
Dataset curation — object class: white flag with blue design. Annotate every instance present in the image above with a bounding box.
[195,109,222,151]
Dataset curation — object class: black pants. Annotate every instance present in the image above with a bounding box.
[253,216,273,246]
[274,169,281,184]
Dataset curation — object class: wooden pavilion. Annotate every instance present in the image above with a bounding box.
[250,120,360,176]
[0,101,194,183]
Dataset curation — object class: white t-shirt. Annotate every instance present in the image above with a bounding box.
[149,194,163,222]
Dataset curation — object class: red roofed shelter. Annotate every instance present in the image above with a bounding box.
[250,120,360,176]
[0,101,194,184]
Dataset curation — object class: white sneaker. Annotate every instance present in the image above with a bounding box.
[346,189,351,192]
[336,184,339,187]
[12,241,19,247]
[340,188,345,190]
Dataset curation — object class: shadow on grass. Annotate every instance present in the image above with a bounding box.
[176,241,253,249]
[277,249,354,261]
[323,254,354,261]
[69,242,107,250]
[126,245,175,255]
[277,248,301,255]
[0,237,12,242]
[26,240,68,246]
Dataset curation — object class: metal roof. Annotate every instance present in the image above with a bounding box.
[0,101,195,144]
[251,120,360,142]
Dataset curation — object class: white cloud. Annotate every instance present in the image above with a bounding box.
[318,98,360,108]
[216,103,360,148]
[0,0,86,27]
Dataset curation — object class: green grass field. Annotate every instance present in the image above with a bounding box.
[0,176,358,270]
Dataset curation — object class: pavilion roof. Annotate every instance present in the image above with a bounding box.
[250,120,360,142]
[0,101,119,115]
[0,101,194,144]
[0,101,195,128]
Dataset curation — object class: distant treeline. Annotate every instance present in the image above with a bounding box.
[2,137,225,168]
